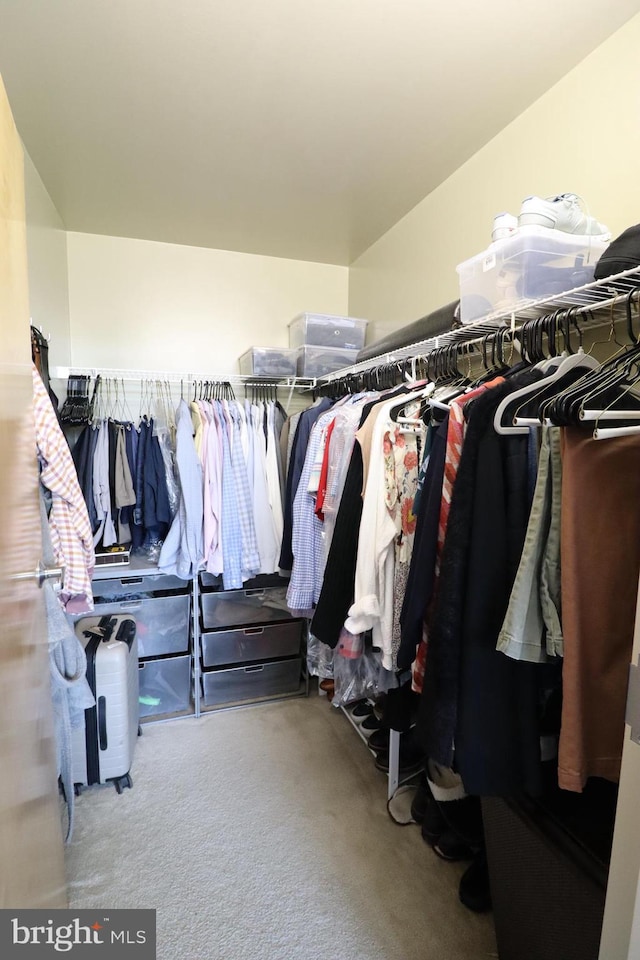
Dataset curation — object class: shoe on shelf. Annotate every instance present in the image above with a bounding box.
[375,753,425,778]
[518,193,609,237]
[491,212,518,243]
[361,713,383,732]
[459,850,492,913]
[374,736,425,777]
[350,700,374,719]
[367,728,390,752]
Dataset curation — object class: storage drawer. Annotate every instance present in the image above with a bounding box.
[138,654,191,718]
[92,573,187,597]
[201,620,302,668]
[200,587,292,629]
[199,571,288,590]
[92,595,190,658]
[201,657,302,706]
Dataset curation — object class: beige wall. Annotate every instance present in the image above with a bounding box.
[349,12,640,342]
[23,150,71,366]
[66,232,349,374]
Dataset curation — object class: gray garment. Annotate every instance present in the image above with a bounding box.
[159,399,204,579]
[42,493,95,842]
[115,426,136,543]
[286,411,303,474]
[92,420,117,547]
[497,425,563,662]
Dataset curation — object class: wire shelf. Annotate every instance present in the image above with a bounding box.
[51,366,316,391]
[317,265,640,384]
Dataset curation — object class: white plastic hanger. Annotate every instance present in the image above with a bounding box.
[493,348,600,435]
[512,349,600,427]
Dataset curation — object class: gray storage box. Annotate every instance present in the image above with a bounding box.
[138,654,191,718]
[200,587,292,629]
[201,657,302,706]
[92,595,191,658]
[288,313,368,351]
[238,347,297,377]
[296,345,359,377]
[201,620,302,668]
[92,573,187,596]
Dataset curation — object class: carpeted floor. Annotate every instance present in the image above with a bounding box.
[65,695,497,960]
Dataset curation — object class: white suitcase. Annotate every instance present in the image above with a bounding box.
[72,615,140,793]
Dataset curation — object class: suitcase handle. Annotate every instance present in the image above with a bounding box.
[244,627,264,636]
[244,665,265,674]
[120,577,144,586]
[98,696,108,751]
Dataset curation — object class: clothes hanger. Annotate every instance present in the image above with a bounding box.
[512,312,600,426]
[543,295,640,426]
[493,312,599,435]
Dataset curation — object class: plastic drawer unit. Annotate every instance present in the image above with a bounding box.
[91,593,191,659]
[201,658,302,707]
[201,620,302,668]
[456,226,609,324]
[238,347,298,377]
[200,586,293,630]
[139,654,191,718]
[296,345,359,378]
[90,572,193,720]
[288,313,368,351]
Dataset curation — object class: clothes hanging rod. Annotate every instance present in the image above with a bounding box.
[317,265,640,384]
[50,366,315,390]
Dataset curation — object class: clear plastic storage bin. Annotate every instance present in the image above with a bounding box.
[201,657,302,707]
[201,620,302,668]
[456,226,610,324]
[138,654,191,718]
[238,347,298,377]
[288,313,368,351]
[296,345,359,378]
[90,594,191,659]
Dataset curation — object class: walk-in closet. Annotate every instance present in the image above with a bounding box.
[3,4,640,960]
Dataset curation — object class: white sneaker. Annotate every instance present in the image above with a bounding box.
[491,212,518,243]
[518,194,609,237]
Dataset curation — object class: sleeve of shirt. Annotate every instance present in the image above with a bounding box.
[286,421,325,613]
[345,413,397,663]
[33,366,95,612]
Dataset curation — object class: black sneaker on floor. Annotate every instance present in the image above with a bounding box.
[438,795,484,847]
[411,776,433,824]
[459,850,492,913]
[432,828,476,862]
[420,794,447,844]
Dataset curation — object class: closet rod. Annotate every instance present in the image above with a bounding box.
[317,265,640,385]
[50,366,315,390]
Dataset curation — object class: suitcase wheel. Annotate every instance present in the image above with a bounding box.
[112,773,133,794]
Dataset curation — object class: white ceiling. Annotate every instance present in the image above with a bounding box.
[0,0,638,265]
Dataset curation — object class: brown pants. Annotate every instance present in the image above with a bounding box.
[559,427,640,792]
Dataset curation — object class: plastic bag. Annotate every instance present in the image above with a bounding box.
[306,631,334,679]
[332,642,383,708]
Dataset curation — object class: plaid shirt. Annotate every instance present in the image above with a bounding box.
[32,367,94,612]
